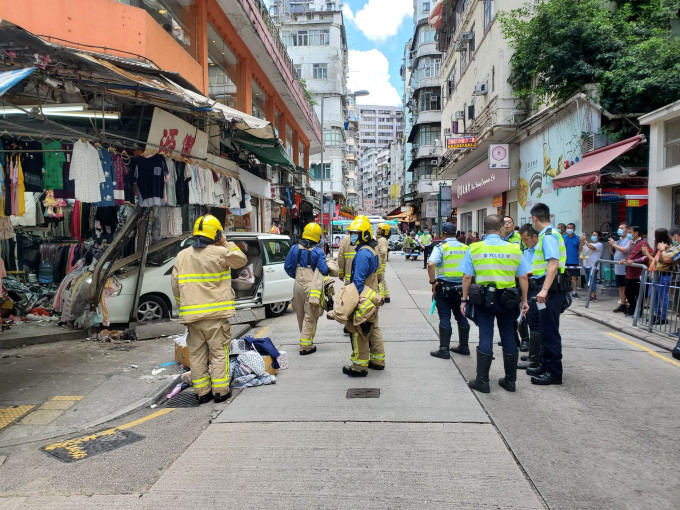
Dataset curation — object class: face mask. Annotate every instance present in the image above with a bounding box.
[350,233,359,245]
[672,239,679,246]
[590,235,598,242]
[566,229,574,235]
[617,229,624,237]
[627,233,633,240]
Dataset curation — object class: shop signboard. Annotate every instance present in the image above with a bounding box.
[144,107,208,159]
[489,144,510,168]
[425,200,438,218]
[450,160,510,207]
[492,194,503,207]
[447,136,476,149]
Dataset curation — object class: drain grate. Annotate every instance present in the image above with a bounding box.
[162,389,200,408]
[346,388,380,399]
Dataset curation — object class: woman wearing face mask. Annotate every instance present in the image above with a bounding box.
[580,231,603,301]
[609,223,632,313]
[642,228,674,325]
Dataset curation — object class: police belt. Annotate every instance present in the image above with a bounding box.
[435,280,463,299]
[531,272,570,293]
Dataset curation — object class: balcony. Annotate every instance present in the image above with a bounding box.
[416,178,450,199]
[414,109,442,126]
[415,41,440,61]
[414,143,443,161]
[413,75,441,91]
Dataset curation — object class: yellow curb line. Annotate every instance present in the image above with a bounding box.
[605,332,680,368]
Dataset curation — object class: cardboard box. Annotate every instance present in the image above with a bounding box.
[175,344,191,368]
[276,350,288,370]
[262,355,277,376]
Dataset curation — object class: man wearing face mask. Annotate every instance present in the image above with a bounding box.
[526,203,569,386]
[517,224,542,371]
[562,223,581,298]
[619,226,651,317]
[419,228,433,269]
[609,222,632,313]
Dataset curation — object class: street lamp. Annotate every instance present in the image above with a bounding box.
[319,89,369,256]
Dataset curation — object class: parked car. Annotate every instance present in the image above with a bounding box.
[101,232,294,324]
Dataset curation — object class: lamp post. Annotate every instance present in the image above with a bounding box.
[319,89,369,256]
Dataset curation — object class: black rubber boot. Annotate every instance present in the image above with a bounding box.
[468,348,493,393]
[450,326,470,355]
[518,332,541,370]
[431,326,452,359]
[499,352,518,392]
[214,389,232,403]
[196,391,214,405]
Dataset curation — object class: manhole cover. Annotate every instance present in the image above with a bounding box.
[42,429,145,462]
[162,389,199,408]
[346,388,380,399]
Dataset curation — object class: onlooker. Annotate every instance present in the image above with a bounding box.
[580,231,603,301]
[562,223,581,298]
[619,225,651,317]
[609,222,632,313]
[557,223,567,235]
[643,228,674,324]
[465,230,474,245]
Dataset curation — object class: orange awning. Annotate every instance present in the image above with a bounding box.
[428,1,444,30]
[552,135,645,189]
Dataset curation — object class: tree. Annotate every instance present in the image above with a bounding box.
[499,0,680,114]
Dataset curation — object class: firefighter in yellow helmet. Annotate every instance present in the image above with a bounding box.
[343,215,386,376]
[284,222,329,354]
[171,215,247,404]
[376,222,391,303]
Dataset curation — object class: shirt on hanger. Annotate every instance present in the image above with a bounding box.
[53,143,75,200]
[134,154,168,207]
[20,141,43,192]
[96,149,115,207]
[41,140,66,190]
[164,157,177,207]
[111,153,128,205]
[70,140,105,203]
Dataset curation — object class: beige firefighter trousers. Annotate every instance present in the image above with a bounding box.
[293,267,323,352]
[347,317,385,372]
[186,318,232,397]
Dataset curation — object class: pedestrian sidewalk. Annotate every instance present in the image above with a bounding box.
[567,292,678,352]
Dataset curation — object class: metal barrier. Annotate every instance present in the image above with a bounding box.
[585,260,649,322]
[637,270,680,337]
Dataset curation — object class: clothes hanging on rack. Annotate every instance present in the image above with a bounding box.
[112,153,128,205]
[53,143,75,200]
[96,149,115,207]
[174,161,189,206]
[70,140,105,203]
[134,154,168,207]
[0,217,13,240]
[41,140,66,190]
[164,157,177,207]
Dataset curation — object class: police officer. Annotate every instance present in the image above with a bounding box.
[517,223,542,370]
[428,222,470,358]
[419,228,433,269]
[284,222,329,355]
[343,215,385,376]
[171,215,247,404]
[459,214,531,393]
[502,216,522,245]
[376,222,391,303]
[526,203,568,385]
[502,215,528,351]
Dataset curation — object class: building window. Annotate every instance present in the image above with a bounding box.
[312,64,328,79]
[324,127,344,147]
[666,117,680,168]
[418,26,435,44]
[423,2,430,13]
[447,63,457,96]
[417,125,441,146]
[294,65,302,78]
[295,30,309,46]
[419,89,441,112]
[312,163,331,180]
[484,0,495,32]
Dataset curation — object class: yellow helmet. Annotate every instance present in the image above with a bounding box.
[302,222,322,243]
[347,215,372,243]
[377,222,390,237]
[193,215,223,241]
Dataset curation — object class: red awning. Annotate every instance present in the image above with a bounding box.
[552,135,645,190]
[427,1,444,30]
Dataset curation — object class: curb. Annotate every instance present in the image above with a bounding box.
[568,308,677,353]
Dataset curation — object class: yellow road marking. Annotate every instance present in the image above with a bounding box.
[254,325,270,338]
[44,408,174,460]
[605,332,680,368]
[51,396,84,401]
[0,405,35,430]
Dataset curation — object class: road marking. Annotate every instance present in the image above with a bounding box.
[0,405,35,431]
[51,396,84,401]
[254,325,270,338]
[605,332,680,368]
[43,408,174,462]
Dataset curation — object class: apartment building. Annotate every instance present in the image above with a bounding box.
[357,105,405,151]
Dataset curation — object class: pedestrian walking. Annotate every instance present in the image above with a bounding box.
[343,215,385,377]
[376,222,391,303]
[284,222,329,355]
[563,223,581,298]
[171,215,248,404]
[428,222,470,359]
[580,231,603,301]
[459,214,530,393]
[610,222,632,313]
[525,203,570,386]
[619,226,650,317]
[419,228,433,269]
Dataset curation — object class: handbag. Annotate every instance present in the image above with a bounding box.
[648,250,661,272]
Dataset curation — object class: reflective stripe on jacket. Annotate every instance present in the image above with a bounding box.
[436,240,469,279]
[469,241,523,289]
[337,235,356,284]
[171,242,248,323]
[532,228,566,278]
[376,237,388,279]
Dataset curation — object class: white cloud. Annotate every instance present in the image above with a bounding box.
[344,0,413,42]
[348,49,401,106]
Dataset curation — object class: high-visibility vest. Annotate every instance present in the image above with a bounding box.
[421,233,432,246]
[469,241,523,289]
[435,240,469,279]
[507,231,522,245]
[532,228,566,278]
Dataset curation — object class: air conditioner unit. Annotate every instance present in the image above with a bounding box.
[473,82,488,95]
[256,163,273,180]
[444,128,451,135]
[454,110,465,120]
[510,110,527,125]
[460,31,475,41]
[287,173,295,184]
[454,41,466,52]
[429,159,438,166]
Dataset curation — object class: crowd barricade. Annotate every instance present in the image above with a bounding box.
[585,260,648,317]
[637,269,680,337]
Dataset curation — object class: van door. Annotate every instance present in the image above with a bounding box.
[260,238,293,304]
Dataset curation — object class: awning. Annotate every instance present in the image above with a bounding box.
[552,135,645,189]
[427,1,445,30]
[387,212,414,222]
[233,131,295,168]
[0,67,35,96]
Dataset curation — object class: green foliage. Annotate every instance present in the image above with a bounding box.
[498,0,680,114]
[300,78,318,106]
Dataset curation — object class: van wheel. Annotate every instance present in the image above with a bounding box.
[137,295,168,322]
[265,301,289,318]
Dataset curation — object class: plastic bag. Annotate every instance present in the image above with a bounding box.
[236,263,255,284]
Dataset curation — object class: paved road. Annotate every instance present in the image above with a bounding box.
[1,253,678,509]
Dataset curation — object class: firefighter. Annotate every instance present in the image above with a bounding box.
[376,222,391,303]
[343,215,385,376]
[171,215,247,404]
[284,222,329,355]
[338,232,356,286]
